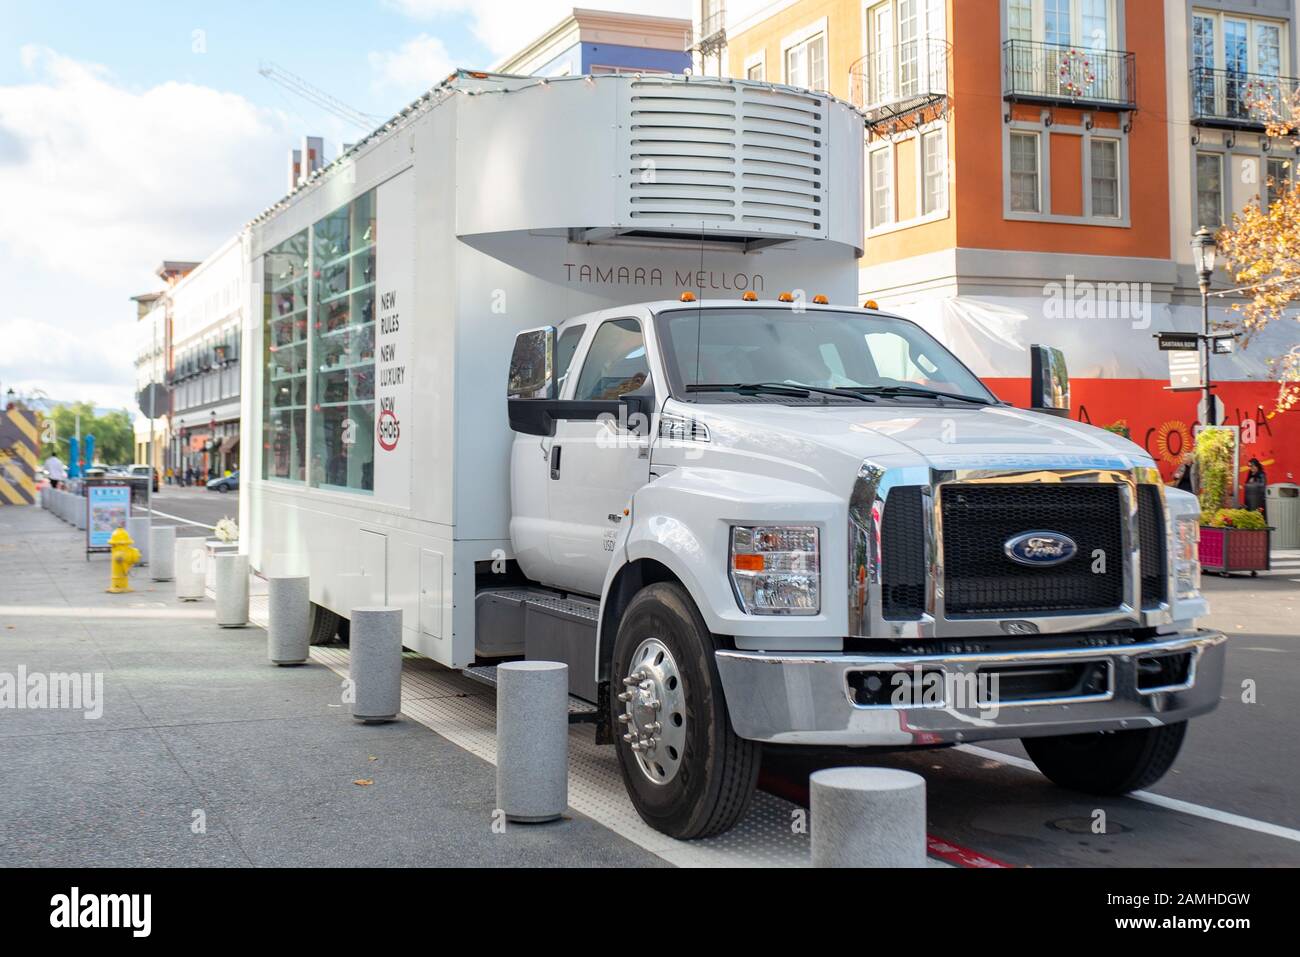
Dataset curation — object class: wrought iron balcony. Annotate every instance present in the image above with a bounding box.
[850,38,951,127]
[1189,67,1298,130]
[1003,39,1135,110]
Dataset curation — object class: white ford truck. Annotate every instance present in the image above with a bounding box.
[244,71,1224,840]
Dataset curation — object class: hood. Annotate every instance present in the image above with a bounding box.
[679,400,1154,492]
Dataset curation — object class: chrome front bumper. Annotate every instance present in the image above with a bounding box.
[715,630,1226,746]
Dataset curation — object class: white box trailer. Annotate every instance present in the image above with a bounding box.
[243,71,864,670]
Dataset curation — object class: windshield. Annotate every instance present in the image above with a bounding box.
[656,307,995,403]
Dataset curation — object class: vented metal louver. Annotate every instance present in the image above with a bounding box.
[622,79,826,238]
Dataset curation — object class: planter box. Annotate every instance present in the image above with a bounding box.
[1199,526,1272,576]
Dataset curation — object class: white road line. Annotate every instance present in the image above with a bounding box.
[957,744,1300,844]
[139,508,216,531]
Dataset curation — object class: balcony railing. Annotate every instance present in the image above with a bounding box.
[1003,39,1135,110]
[850,38,950,126]
[1189,67,1298,130]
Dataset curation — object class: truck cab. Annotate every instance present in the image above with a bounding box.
[502,297,1224,840]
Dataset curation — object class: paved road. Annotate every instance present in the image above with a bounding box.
[760,558,1300,866]
[133,485,240,536]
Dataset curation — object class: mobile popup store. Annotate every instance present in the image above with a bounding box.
[244,71,1222,839]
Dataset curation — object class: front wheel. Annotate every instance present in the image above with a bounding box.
[1022,721,1188,795]
[610,582,760,839]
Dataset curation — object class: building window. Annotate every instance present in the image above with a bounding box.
[263,229,308,483]
[1008,0,1032,42]
[1010,131,1040,213]
[745,53,765,81]
[870,147,893,227]
[310,190,377,493]
[1265,156,1292,209]
[1192,9,1288,122]
[1196,152,1223,228]
[1090,137,1119,217]
[922,127,947,214]
[785,31,826,91]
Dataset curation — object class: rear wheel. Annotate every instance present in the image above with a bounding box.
[1022,722,1188,795]
[308,603,344,646]
[610,582,760,839]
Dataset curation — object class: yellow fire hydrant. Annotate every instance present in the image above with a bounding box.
[107,527,141,594]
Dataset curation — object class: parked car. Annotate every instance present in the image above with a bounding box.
[128,464,159,493]
[207,470,239,493]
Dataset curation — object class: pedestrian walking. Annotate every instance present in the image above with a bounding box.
[44,454,66,489]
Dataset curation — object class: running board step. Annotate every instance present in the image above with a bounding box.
[473,587,602,706]
[462,664,598,721]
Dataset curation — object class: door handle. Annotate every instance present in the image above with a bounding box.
[550,444,562,480]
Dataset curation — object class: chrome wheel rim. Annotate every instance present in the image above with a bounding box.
[619,637,687,786]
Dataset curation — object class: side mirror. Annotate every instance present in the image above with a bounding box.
[507,326,556,400]
[1029,343,1070,417]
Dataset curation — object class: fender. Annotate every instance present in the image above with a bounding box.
[595,465,848,686]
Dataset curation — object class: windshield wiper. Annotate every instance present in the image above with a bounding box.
[845,385,994,405]
[686,382,876,403]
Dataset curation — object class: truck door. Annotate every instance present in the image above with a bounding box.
[547,317,654,597]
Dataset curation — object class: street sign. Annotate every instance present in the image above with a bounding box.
[1156,332,1200,351]
[1212,336,1236,355]
[1167,351,1201,390]
[1197,395,1226,426]
[138,383,169,419]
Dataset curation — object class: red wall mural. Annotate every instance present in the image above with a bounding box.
[984,377,1300,494]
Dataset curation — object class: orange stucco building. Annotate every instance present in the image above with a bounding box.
[692,0,1300,487]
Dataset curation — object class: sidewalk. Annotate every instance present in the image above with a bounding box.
[0,505,663,867]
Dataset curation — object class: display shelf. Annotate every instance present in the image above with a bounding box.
[271,272,308,294]
[271,305,307,323]
[317,242,376,272]
[317,319,375,340]
[318,280,375,307]
[315,399,376,409]
[316,359,375,374]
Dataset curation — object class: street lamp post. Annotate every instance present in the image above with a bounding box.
[1191,226,1218,426]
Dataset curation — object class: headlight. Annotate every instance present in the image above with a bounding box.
[1174,515,1201,598]
[729,525,820,615]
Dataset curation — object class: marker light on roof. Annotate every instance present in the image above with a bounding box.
[864,299,879,310]
[777,291,794,302]
[742,291,758,301]
[812,295,829,305]
[680,291,697,302]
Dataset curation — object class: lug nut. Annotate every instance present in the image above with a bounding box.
[617,691,634,702]
[617,713,631,724]
[622,733,633,743]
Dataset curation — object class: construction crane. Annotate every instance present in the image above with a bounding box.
[258,61,383,133]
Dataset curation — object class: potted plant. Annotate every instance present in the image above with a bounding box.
[1199,508,1272,576]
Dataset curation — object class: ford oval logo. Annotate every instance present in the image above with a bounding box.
[1003,531,1078,567]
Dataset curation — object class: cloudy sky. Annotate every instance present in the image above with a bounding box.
[0,0,689,411]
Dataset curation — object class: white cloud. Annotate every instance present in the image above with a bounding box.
[386,0,692,58]
[0,46,290,286]
[0,47,295,408]
[368,34,455,96]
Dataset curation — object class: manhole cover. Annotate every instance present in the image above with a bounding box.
[1047,816,1131,835]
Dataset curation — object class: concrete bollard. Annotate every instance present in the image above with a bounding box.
[150,525,176,581]
[810,767,927,868]
[268,575,310,665]
[174,537,206,601]
[214,554,250,627]
[127,517,150,566]
[496,660,569,823]
[73,494,86,530]
[349,607,402,723]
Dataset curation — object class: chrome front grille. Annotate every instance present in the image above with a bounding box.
[851,463,1165,640]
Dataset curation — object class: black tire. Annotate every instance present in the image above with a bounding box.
[1022,721,1188,795]
[218,484,228,493]
[610,582,760,839]
[308,603,343,646]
